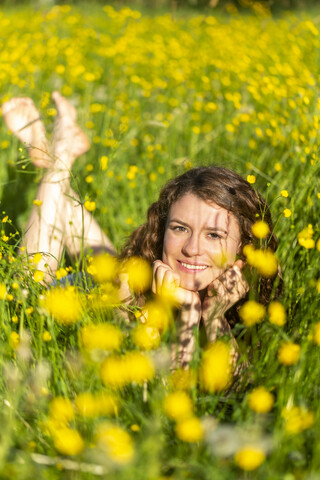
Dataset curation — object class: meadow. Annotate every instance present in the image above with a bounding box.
[0,2,319,479]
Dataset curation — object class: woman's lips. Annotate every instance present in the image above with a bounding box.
[177,260,209,273]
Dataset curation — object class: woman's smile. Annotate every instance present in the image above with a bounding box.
[162,193,241,292]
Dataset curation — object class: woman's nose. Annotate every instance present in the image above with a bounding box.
[182,234,202,256]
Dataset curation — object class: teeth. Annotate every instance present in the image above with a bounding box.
[180,262,207,271]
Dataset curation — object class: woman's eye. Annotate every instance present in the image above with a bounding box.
[208,232,222,240]
[172,226,187,233]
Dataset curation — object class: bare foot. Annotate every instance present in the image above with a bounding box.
[52,91,90,170]
[1,97,52,168]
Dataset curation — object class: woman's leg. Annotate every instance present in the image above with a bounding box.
[2,93,115,281]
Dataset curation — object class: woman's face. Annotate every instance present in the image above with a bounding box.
[162,193,241,292]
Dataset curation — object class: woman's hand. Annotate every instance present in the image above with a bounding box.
[201,260,249,343]
[152,260,201,368]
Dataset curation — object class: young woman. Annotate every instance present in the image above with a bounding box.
[2,93,279,368]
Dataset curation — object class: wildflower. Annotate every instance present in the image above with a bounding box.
[9,332,20,350]
[75,392,98,418]
[0,283,6,299]
[123,257,152,293]
[282,405,314,434]
[96,423,134,464]
[84,200,96,212]
[298,224,314,249]
[81,324,123,351]
[49,397,74,424]
[251,220,270,239]
[132,324,161,350]
[53,427,84,456]
[317,238,320,252]
[243,245,278,277]
[42,331,52,342]
[239,300,266,327]
[248,387,274,413]
[34,270,44,283]
[278,342,301,365]
[283,208,292,217]
[96,392,120,416]
[100,356,128,389]
[56,267,68,280]
[234,446,266,471]
[33,253,42,264]
[175,416,203,443]
[247,175,256,184]
[169,368,197,391]
[126,351,155,384]
[87,253,118,283]
[42,287,83,325]
[200,341,232,392]
[11,316,18,323]
[268,301,286,326]
[163,391,194,421]
[280,190,289,197]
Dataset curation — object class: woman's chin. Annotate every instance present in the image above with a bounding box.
[179,278,211,292]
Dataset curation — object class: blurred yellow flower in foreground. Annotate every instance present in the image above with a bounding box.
[42,287,83,325]
[53,427,84,456]
[175,416,203,443]
[9,331,20,350]
[33,270,44,283]
[239,300,266,327]
[100,352,155,387]
[96,423,134,464]
[268,301,286,326]
[251,220,270,239]
[248,386,274,413]
[75,392,119,418]
[282,405,314,434]
[140,300,171,332]
[314,322,320,345]
[243,245,278,278]
[298,224,315,249]
[132,324,161,350]
[81,323,123,351]
[87,253,118,283]
[123,256,152,293]
[234,446,265,471]
[49,397,74,424]
[200,341,232,392]
[277,342,301,366]
[169,368,197,391]
[163,391,193,421]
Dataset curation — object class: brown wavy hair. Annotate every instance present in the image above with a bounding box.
[121,166,281,320]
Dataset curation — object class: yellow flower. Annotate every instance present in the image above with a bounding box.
[81,324,123,351]
[87,253,118,283]
[9,331,20,350]
[298,224,314,249]
[200,341,232,392]
[96,423,134,464]
[277,342,301,365]
[243,245,278,277]
[123,257,152,293]
[49,397,74,424]
[42,287,83,325]
[84,200,96,212]
[282,405,314,434]
[75,392,98,418]
[163,391,194,421]
[126,351,155,384]
[53,427,84,456]
[100,356,129,388]
[268,301,286,326]
[239,300,266,327]
[33,253,42,264]
[317,238,320,252]
[251,220,270,239]
[283,208,292,218]
[248,386,274,413]
[34,270,44,283]
[42,331,52,342]
[175,416,203,443]
[280,190,289,197]
[132,324,161,350]
[56,267,68,280]
[140,300,171,332]
[247,175,256,184]
[169,368,197,391]
[234,446,265,471]
[0,283,6,299]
